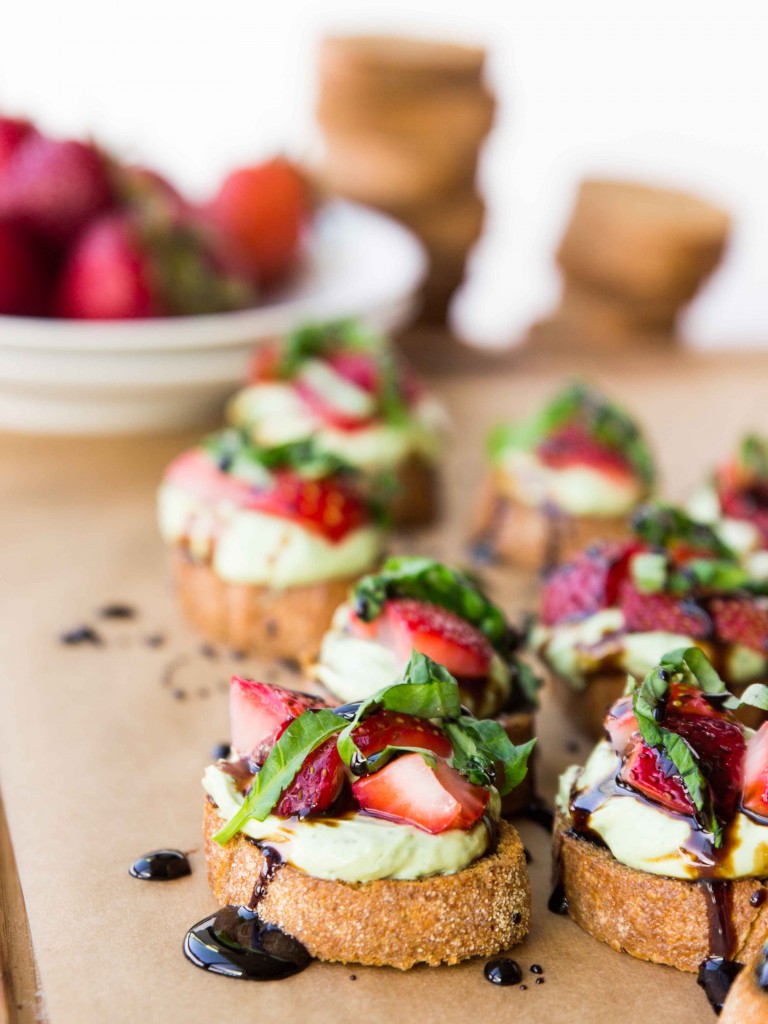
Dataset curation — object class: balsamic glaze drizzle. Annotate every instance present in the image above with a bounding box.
[183,906,311,981]
[129,850,191,881]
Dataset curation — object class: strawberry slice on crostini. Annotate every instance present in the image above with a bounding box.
[620,583,712,638]
[537,424,636,480]
[350,709,453,761]
[540,541,639,626]
[352,753,490,834]
[367,598,493,678]
[742,722,768,820]
[619,739,697,816]
[665,711,745,822]
[709,596,768,654]
[229,677,328,757]
[604,695,639,754]
[274,733,346,817]
[250,469,368,542]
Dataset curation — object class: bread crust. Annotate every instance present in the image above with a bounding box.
[554,814,768,972]
[389,452,440,528]
[204,801,530,970]
[472,476,632,573]
[721,946,768,1023]
[172,551,356,662]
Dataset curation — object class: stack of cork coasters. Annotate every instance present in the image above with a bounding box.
[552,178,730,343]
[317,35,495,322]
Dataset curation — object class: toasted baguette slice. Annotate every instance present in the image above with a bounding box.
[173,552,357,663]
[472,477,632,573]
[388,452,440,528]
[721,946,768,1023]
[554,814,768,972]
[204,800,530,970]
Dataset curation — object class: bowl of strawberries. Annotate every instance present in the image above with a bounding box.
[0,115,426,434]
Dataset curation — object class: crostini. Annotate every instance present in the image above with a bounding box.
[157,431,385,661]
[202,653,534,969]
[312,556,541,812]
[532,503,768,738]
[554,648,768,984]
[473,381,655,572]
[227,320,447,527]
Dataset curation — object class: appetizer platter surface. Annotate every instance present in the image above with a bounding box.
[4,340,768,1023]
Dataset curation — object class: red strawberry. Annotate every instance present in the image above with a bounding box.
[710,597,768,654]
[537,424,634,479]
[55,213,157,319]
[540,541,639,626]
[620,582,712,637]
[208,158,309,286]
[619,738,696,815]
[604,695,639,754]
[274,733,345,817]
[0,116,37,177]
[229,676,327,757]
[665,711,745,822]
[350,709,452,761]
[326,351,381,394]
[0,137,113,244]
[251,469,368,542]
[248,340,282,383]
[0,219,50,315]
[352,753,489,833]
[743,722,768,819]
[720,484,768,546]
[378,598,492,678]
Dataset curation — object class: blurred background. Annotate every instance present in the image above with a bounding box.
[2,0,767,349]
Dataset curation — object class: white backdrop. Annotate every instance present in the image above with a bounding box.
[2,0,767,347]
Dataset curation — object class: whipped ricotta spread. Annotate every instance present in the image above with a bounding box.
[158,482,381,588]
[558,740,768,880]
[204,765,497,882]
[532,608,768,689]
[495,449,643,517]
[227,367,446,473]
[314,604,512,717]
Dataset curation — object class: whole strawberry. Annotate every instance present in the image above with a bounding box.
[0,218,51,315]
[0,116,37,178]
[0,136,114,245]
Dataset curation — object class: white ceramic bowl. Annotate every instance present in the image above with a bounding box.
[0,201,427,435]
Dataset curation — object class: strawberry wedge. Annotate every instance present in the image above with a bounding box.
[229,676,327,757]
[352,754,489,834]
[379,598,493,678]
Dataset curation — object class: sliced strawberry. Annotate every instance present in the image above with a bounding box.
[667,684,724,720]
[326,351,381,394]
[604,695,639,754]
[540,541,639,626]
[710,597,768,654]
[382,598,492,678]
[250,469,368,542]
[295,380,374,431]
[229,676,327,757]
[164,451,369,543]
[248,341,281,383]
[352,754,489,834]
[719,482,768,545]
[665,712,745,822]
[743,722,768,820]
[619,739,696,815]
[274,734,345,817]
[620,582,712,637]
[350,709,452,761]
[537,424,635,480]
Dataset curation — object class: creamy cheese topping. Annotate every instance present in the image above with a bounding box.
[559,740,768,880]
[495,449,643,517]
[227,369,447,473]
[532,609,768,689]
[203,765,497,882]
[157,482,382,587]
[313,603,512,717]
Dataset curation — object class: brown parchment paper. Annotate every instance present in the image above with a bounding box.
[4,347,768,1024]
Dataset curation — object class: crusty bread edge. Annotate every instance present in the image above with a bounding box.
[554,812,768,972]
[204,801,530,969]
[721,945,768,1023]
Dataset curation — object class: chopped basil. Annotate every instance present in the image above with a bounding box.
[203,430,355,482]
[213,709,344,845]
[739,434,768,480]
[487,381,655,486]
[632,503,734,559]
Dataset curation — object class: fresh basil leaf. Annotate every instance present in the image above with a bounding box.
[352,744,438,776]
[445,718,535,795]
[213,710,344,845]
[351,556,513,652]
[279,320,383,376]
[632,659,720,842]
[739,434,768,480]
[632,503,735,559]
[668,559,750,595]
[739,683,768,711]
